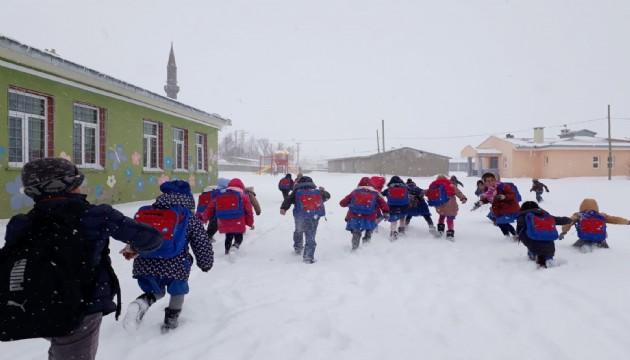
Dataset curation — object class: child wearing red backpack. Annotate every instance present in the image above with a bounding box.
[559,198,630,251]
[340,177,389,251]
[381,176,409,241]
[424,175,467,241]
[123,180,213,333]
[516,201,572,268]
[200,178,255,260]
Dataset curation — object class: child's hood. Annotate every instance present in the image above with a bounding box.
[154,192,196,211]
[579,198,599,212]
[227,178,246,192]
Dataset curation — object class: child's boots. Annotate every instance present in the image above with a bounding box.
[436,224,445,237]
[161,307,181,334]
[446,230,455,241]
[123,293,156,331]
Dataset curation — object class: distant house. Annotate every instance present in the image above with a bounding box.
[460,127,630,179]
[327,147,450,177]
[0,35,230,218]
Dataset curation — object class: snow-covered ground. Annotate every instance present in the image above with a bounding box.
[3,171,630,360]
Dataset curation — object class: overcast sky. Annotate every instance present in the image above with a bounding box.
[2,0,630,161]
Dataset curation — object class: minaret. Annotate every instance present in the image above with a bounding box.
[164,42,180,99]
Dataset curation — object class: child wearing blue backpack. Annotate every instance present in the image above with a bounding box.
[516,201,572,268]
[340,177,389,251]
[381,176,410,241]
[405,178,438,236]
[280,176,330,263]
[425,175,467,241]
[199,178,255,260]
[123,180,214,333]
[559,198,629,251]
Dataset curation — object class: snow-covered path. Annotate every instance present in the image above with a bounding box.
[3,171,630,360]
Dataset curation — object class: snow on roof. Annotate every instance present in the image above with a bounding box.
[504,135,630,150]
[475,148,502,154]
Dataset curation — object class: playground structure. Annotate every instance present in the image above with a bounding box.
[256,150,298,175]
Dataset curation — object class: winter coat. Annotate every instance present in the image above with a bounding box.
[516,208,572,258]
[132,192,214,282]
[246,186,261,216]
[481,181,520,216]
[4,193,163,316]
[424,177,467,217]
[202,178,254,234]
[407,183,431,217]
[280,177,331,216]
[530,181,549,193]
[340,178,389,222]
[560,198,629,235]
[381,176,409,216]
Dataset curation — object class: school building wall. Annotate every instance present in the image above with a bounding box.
[0,58,221,218]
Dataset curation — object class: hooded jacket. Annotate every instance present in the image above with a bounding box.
[132,189,214,281]
[202,178,254,234]
[424,175,467,217]
[560,198,629,235]
[339,177,389,221]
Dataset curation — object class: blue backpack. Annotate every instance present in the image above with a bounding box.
[278,178,292,190]
[348,189,378,214]
[387,186,409,206]
[576,210,607,241]
[134,206,189,258]
[215,190,244,220]
[524,212,559,241]
[498,182,522,202]
[295,189,326,217]
[426,184,449,207]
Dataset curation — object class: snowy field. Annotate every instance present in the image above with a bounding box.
[2,171,630,360]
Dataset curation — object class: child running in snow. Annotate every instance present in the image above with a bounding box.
[381,176,410,241]
[515,201,572,268]
[280,176,330,263]
[370,175,386,232]
[196,177,230,243]
[340,177,389,251]
[424,175,467,241]
[474,172,520,240]
[123,180,214,333]
[559,198,630,251]
[200,178,255,261]
[405,178,438,236]
[530,179,550,203]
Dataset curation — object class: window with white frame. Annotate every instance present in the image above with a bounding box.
[195,132,207,171]
[502,157,507,169]
[8,89,48,165]
[172,127,185,171]
[143,121,160,170]
[73,104,100,167]
[592,156,600,169]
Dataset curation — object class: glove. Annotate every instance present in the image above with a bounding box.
[496,194,506,201]
[280,209,286,215]
[200,267,212,273]
[471,201,482,211]
[545,189,549,192]
[119,244,138,260]
[461,197,467,204]
[558,232,566,240]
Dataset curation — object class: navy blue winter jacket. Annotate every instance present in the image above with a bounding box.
[4,194,162,316]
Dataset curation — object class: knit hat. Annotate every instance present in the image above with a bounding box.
[520,201,540,211]
[358,177,374,187]
[406,178,415,186]
[387,176,404,186]
[22,157,85,199]
[298,176,313,184]
[160,180,193,198]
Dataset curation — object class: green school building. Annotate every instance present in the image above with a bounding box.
[0,36,230,218]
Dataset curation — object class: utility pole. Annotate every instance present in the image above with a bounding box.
[296,142,301,171]
[381,120,386,176]
[608,105,612,180]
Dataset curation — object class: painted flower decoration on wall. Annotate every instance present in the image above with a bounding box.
[59,151,72,161]
[148,175,156,185]
[107,175,117,188]
[131,151,141,166]
[197,178,203,187]
[158,174,170,185]
[164,156,173,170]
[6,175,33,210]
[107,144,128,171]
[125,168,133,179]
[135,177,145,192]
[94,185,104,198]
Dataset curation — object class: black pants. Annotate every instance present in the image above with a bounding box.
[497,223,516,236]
[206,219,218,239]
[225,233,244,253]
